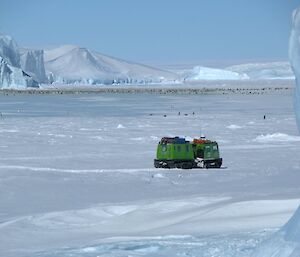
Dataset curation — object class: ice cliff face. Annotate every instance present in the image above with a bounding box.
[252,6,300,257]
[0,34,20,67]
[0,34,39,88]
[20,48,47,83]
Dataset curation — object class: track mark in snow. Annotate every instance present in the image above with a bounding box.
[0,165,158,174]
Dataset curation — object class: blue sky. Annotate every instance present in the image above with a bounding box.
[1,0,300,65]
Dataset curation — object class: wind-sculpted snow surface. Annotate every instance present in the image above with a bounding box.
[252,6,300,257]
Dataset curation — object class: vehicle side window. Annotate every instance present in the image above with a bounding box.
[177,145,181,152]
[162,145,167,152]
[197,149,204,158]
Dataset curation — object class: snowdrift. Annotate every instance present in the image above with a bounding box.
[252,6,300,257]
[253,133,300,143]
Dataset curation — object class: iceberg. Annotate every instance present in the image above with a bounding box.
[183,66,249,81]
[0,34,39,88]
[0,55,38,88]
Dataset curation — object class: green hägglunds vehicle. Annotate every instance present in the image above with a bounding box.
[154,137,222,169]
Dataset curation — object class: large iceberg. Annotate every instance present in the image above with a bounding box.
[0,34,39,88]
[181,62,295,82]
[252,6,300,257]
[183,66,249,81]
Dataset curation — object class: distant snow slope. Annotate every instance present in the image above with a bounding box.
[44,45,179,85]
[0,34,39,88]
[252,6,300,257]
[227,62,294,80]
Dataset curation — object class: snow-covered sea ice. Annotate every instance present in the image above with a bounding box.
[0,92,300,257]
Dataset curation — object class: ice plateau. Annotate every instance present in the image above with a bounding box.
[227,62,294,80]
[0,34,39,88]
[252,6,300,257]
